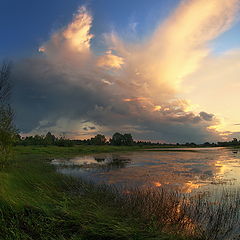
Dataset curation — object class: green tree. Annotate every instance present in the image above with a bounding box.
[91,134,106,145]
[110,132,134,146]
[110,132,125,145]
[44,132,56,145]
[123,133,134,146]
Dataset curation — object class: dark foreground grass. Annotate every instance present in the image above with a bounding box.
[0,146,190,240]
[1,146,240,240]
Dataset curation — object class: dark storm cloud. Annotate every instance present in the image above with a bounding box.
[199,112,214,121]
[11,56,219,143]
[83,126,96,131]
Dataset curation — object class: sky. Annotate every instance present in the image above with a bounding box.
[1,0,240,143]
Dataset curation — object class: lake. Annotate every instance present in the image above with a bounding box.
[52,147,240,194]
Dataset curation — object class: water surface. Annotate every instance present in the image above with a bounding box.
[52,147,240,193]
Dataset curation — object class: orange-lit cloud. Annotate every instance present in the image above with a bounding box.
[63,6,93,52]
[39,6,93,55]
[123,97,147,102]
[147,0,239,89]
[97,51,124,69]
[38,46,46,53]
[106,0,239,96]
[153,105,162,111]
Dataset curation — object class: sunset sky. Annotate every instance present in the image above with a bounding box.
[2,0,240,143]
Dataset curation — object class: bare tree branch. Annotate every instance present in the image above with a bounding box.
[0,61,12,103]
[0,60,16,161]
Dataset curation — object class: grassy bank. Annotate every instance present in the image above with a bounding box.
[13,144,204,160]
[1,145,191,240]
[13,145,153,159]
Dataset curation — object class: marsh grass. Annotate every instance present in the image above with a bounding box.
[57,176,240,240]
[115,187,240,240]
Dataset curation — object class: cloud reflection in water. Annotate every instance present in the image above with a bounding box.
[52,148,240,193]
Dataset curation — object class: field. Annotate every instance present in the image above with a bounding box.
[13,145,152,158]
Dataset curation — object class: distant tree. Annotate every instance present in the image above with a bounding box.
[55,136,73,147]
[110,132,125,145]
[123,133,134,146]
[203,142,211,147]
[231,138,239,146]
[44,132,56,145]
[34,135,44,145]
[91,134,106,145]
[110,132,134,146]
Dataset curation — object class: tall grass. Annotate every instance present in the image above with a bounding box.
[61,179,240,240]
[104,186,240,240]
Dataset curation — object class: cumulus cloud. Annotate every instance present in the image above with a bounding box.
[12,0,240,142]
[97,50,124,69]
[39,6,93,53]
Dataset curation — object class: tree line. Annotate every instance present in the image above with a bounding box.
[14,131,240,148]
[15,132,135,146]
